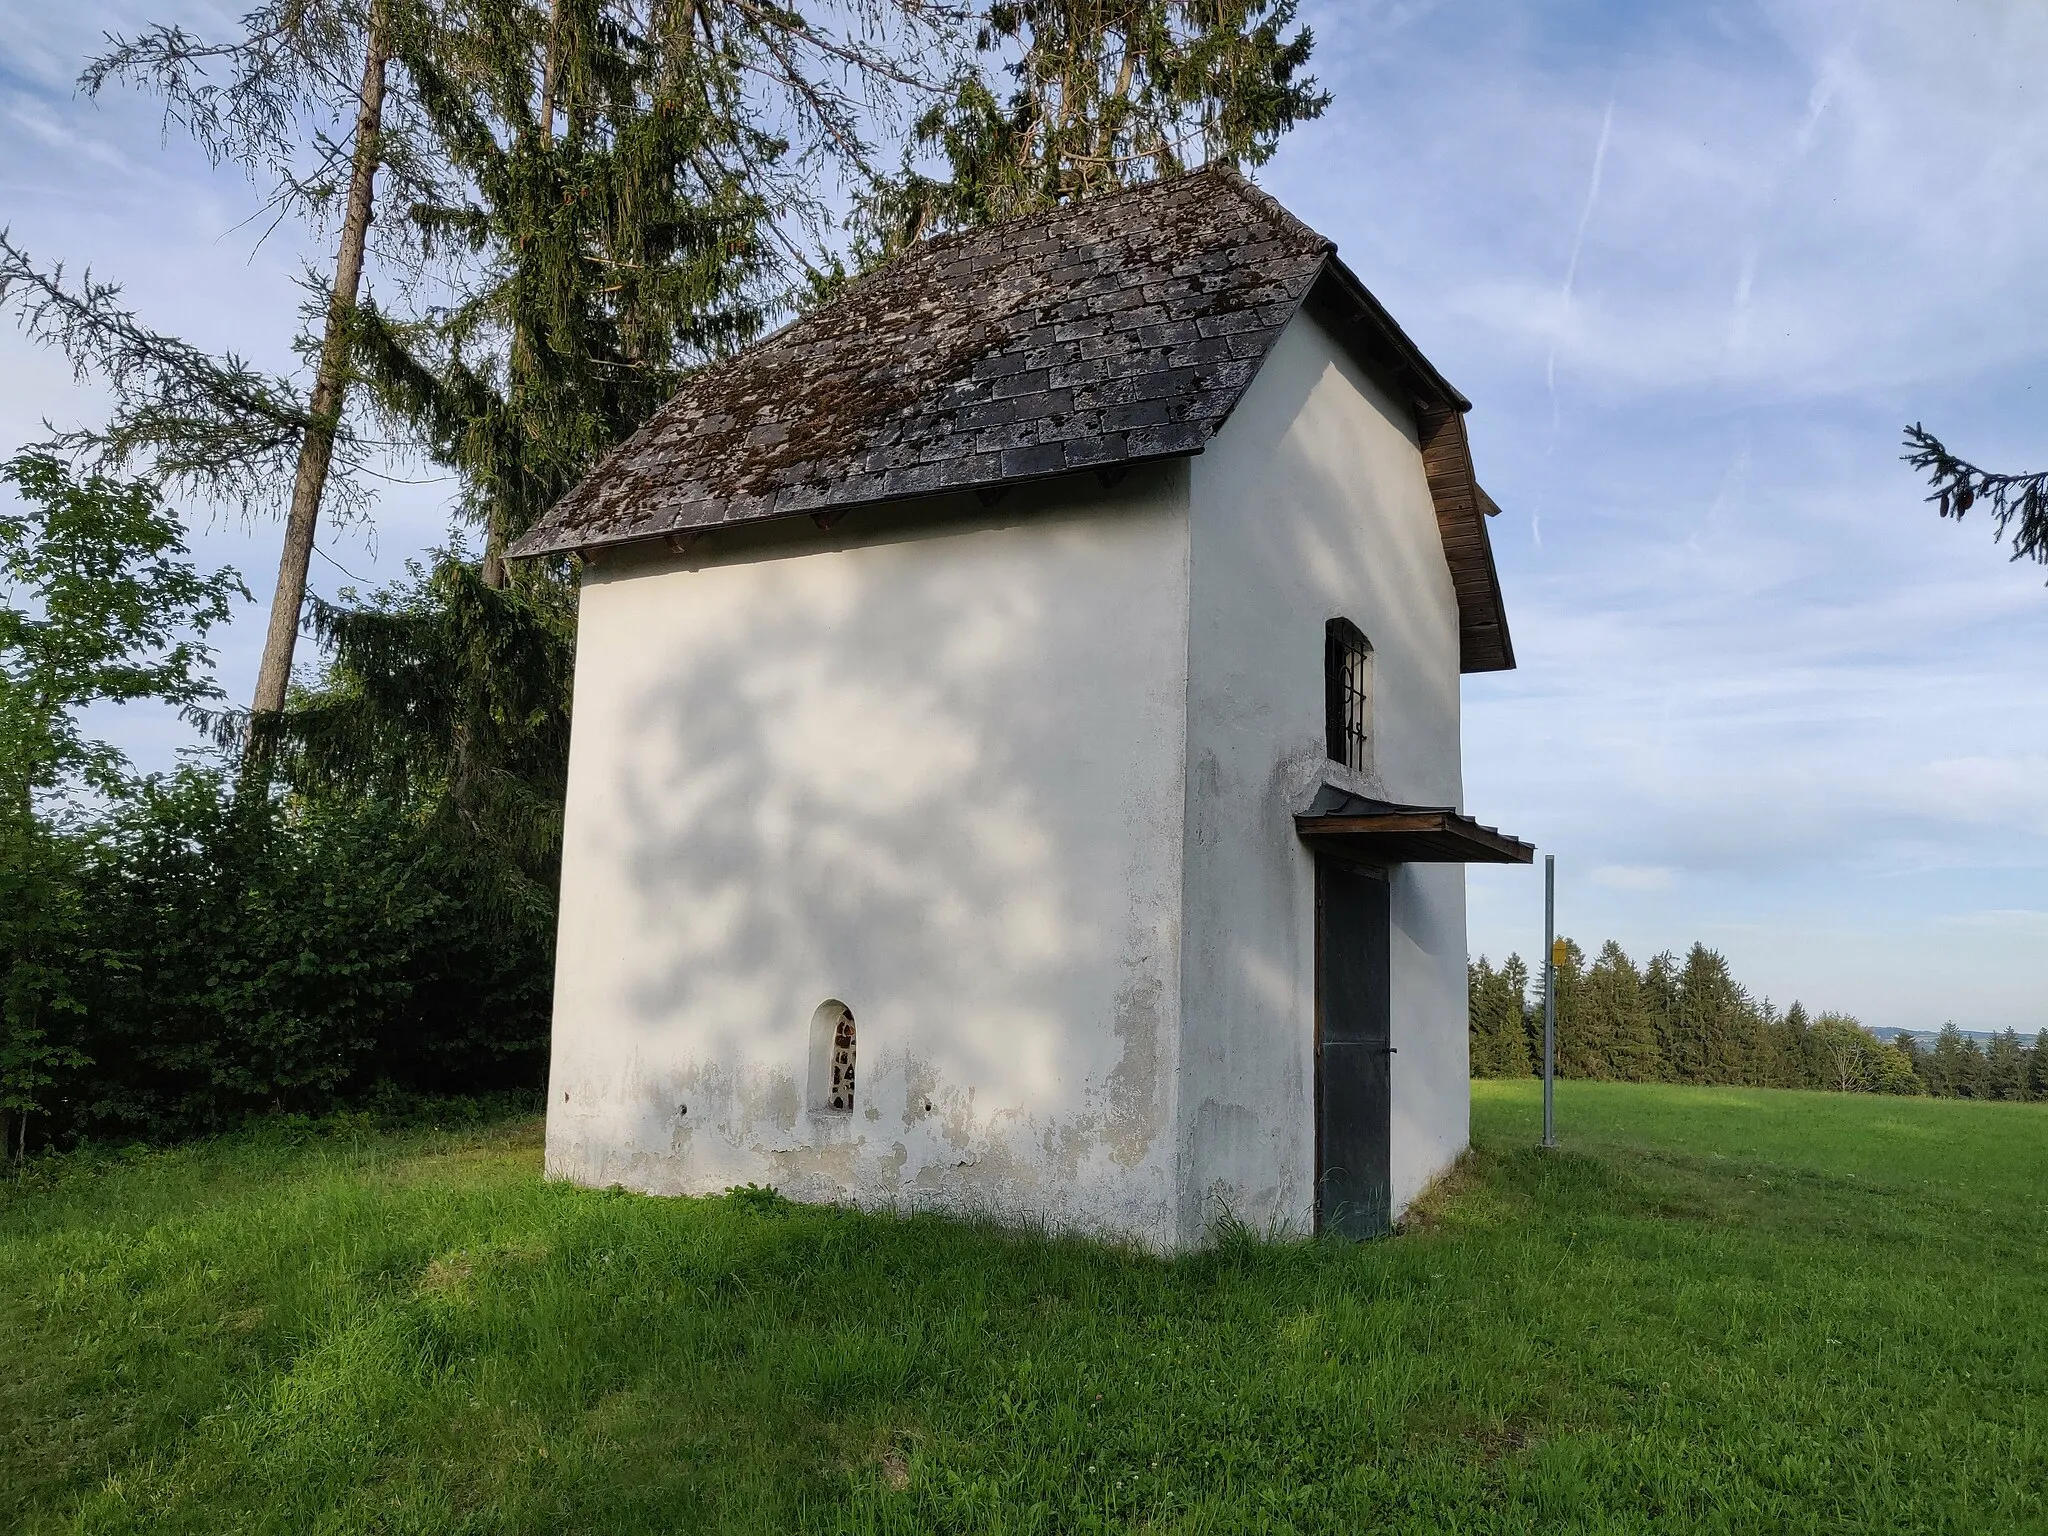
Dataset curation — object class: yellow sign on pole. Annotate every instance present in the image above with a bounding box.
[1551,938,1570,967]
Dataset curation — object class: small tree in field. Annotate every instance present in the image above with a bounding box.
[1809,1013,1870,1093]
[1867,1038,1922,1096]
[0,453,242,1158]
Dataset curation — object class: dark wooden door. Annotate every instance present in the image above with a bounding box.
[1317,858,1392,1238]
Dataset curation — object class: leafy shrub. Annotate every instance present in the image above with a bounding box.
[33,770,553,1146]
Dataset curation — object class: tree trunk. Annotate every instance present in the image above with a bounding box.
[248,5,390,723]
[539,0,567,138]
[481,0,568,595]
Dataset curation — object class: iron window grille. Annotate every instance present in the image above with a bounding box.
[828,1011,856,1111]
[808,1000,857,1114]
[1325,618,1373,775]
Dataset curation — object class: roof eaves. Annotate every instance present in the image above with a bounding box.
[540,442,1212,566]
[1306,255,1469,417]
[1416,404,1516,674]
[1285,255,1512,675]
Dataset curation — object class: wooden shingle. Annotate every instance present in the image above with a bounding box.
[512,166,1514,673]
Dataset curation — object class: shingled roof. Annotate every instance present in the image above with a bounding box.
[511,166,1514,672]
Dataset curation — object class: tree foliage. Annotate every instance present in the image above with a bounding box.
[0,2,451,520]
[861,0,1327,252]
[0,242,361,520]
[1471,936,2043,1101]
[0,455,245,812]
[0,458,241,1156]
[82,0,447,239]
[1467,954,1531,1079]
[257,550,576,917]
[358,0,783,580]
[61,772,550,1139]
[1902,424,2048,570]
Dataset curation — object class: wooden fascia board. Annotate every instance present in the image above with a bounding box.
[1416,405,1516,674]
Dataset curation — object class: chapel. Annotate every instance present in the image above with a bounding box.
[512,167,1531,1247]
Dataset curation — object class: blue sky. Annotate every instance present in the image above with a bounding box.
[3,1,2046,1031]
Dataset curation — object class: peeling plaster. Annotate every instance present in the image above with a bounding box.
[1104,971,1165,1168]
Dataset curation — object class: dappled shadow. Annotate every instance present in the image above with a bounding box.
[547,471,1190,1242]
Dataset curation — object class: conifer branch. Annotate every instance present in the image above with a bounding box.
[0,232,370,519]
[1903,423,2048,567]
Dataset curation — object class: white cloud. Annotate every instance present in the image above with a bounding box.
[1937,909,2048,933]
[3,95,132,172]
[1591,865,1677,892]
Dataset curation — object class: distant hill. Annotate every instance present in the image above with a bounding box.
[1873,1026,2013,1048]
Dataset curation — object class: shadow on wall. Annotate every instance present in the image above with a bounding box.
[563,474,1191,1215]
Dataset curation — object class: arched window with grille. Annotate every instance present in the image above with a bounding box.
[807,1001,856,1114]
[1324,618,1374,775]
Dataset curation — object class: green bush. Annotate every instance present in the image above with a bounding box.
[33,770,552,1146]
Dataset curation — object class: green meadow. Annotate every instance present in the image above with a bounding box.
[3,1081,2044,1533]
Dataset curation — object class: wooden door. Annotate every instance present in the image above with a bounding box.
[1316,858,1392,1238]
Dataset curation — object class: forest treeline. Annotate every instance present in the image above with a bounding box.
[1472,940,2048,1100]
[0,1,1332,1156]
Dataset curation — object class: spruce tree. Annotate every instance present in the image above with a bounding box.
[1779,1000,1819,1089]
[862,0,1329,249]
[1547,937,1597,1078]
[357,0,782,586]
[1466,955,1530,1078]
[2027,1029,2048,1102]
[1671,944,1757,1085]
[349,0,960,581]
[1574,940,1654,1080]
[274,555,575,916]
[1501,954,1535,1076]
[1466,958,1489,1074]
[1641,950,1681,1080]
[1751,998,1789,1087]
[1958,1034,1989,1098]
[1914,1028,1951,1096]
[1986,1028,2026,1102]
[263,0,792,885]
[1930,1023,1986,1099]
[1466,958,1499,1077]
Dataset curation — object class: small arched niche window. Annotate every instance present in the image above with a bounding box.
[1324,618,1374,775]
[807,1001,856,1114]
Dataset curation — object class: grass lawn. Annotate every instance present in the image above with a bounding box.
[3,1082,2045,1534]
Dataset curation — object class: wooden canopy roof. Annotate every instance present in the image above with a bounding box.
[1294,786,1533,865]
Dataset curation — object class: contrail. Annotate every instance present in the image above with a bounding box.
[1548,99,1615,434]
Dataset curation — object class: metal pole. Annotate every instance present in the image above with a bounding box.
[1542,853,1557,1148]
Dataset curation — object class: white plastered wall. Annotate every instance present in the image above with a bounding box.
[546,466,1192,1249]
[1180,307,1471,1239]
